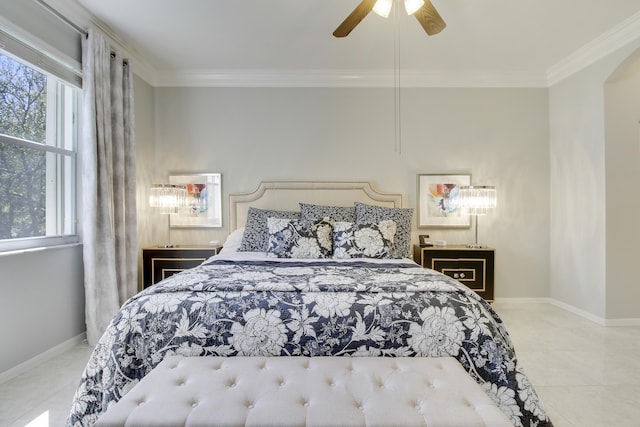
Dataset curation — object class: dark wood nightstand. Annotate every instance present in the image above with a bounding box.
[142,246,221,288]
[413,245,495,301]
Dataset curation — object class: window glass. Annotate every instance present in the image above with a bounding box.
[0,140,46,238]
[0,52,77,247]
[0,54,46,143]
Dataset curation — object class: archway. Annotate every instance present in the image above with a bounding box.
[604,48,640,320]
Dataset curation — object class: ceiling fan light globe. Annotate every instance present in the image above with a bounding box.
[404,0,424,15]
[373,0,392,18]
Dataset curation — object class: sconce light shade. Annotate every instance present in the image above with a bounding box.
[459,185,497,248]
[149,184,188,214]
[149,184,188,247]
[459,186,497,215]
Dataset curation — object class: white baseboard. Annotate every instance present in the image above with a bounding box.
[493,297,552,304]
[495,297,640,327]
[548,299,608,325]
[549,299,640,326]
[602,317,640,326]
[0,332,87,384]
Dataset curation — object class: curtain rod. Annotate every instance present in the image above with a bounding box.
[34,0,88,37]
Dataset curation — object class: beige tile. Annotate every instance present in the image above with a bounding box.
[560,350,640,386]
[516,350,601,387]
[0,343,91,427]
[540,385,640,427]
[535,392,577,427]
[5,382,78,427]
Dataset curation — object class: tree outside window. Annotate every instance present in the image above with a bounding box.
[0,53,77,242]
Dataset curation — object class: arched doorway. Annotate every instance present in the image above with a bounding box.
[604,48,640,320]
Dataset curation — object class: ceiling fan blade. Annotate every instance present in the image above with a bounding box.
[333,0,377,38]
[414,0,446,35]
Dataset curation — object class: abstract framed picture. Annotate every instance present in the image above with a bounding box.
[417,174,471,228]
[169,173,222,228]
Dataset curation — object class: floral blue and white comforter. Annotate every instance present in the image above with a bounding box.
[67,255,551,427]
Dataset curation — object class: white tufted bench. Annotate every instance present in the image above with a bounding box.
[95,356,512,427]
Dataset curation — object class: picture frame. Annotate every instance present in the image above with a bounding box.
[417,174,471,228]
[169,173,222,228]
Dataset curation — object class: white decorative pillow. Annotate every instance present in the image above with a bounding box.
[220,227,245,253]
[333,220,397,259]
[266,218,333,259]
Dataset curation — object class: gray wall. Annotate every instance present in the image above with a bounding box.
[0,245,84,374]
[549,40,640,321]
[0,0,86,374]
[604,51,640,320]
[146,86,551,299]
[0,75,154,377]
[134,74,159,290]
[0,1,86,377]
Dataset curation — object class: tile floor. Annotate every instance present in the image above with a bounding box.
[0,343,92,427]
[492,302,640,427]
[1,302,639,427]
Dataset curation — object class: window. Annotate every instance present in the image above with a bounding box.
[0,52,79,251]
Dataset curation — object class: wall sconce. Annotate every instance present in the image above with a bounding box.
[459,185,497,248]
[149,184,187,247]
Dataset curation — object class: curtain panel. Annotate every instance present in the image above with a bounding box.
[81,28,137,346]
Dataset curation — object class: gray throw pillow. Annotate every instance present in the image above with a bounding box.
[333,220,396,259]
[239,207,300,252]
[354,202,414,258]
[299,203,356,223]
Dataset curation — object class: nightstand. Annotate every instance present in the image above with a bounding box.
[413,245,495,301]
[142,246,221,288]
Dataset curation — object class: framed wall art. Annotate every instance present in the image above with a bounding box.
[169,173,222,228]
[417,174,471,228]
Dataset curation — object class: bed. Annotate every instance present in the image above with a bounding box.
[67,181,552,427]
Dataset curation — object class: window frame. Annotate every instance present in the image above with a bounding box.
[0,49,81,253]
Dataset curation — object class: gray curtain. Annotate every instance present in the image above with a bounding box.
[81,28,137,346]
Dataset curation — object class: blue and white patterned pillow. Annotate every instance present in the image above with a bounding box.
[299,203,356,223]
[333,220,396,259]
[267,217,333,258]
[239,207,300,252]
[354,203,413,258]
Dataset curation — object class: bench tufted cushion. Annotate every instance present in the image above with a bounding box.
[95,356,512,427]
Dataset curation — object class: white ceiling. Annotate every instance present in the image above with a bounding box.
[63,0,640,87]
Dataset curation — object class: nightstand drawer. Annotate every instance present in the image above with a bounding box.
[142,247,220,289]
[413,245,495,301]
[432,258,488,293]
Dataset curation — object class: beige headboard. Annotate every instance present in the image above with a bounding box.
[229,181,402,231]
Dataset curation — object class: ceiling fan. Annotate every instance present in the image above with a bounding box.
[333,0,446,38]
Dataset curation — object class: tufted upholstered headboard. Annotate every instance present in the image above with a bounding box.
[228,181,402,231]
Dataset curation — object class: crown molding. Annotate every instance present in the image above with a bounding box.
[398,70,548,88]
[547,11,640,86]
[155,68,548,88]
[40,1,640,89]
[156,69,391,88]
